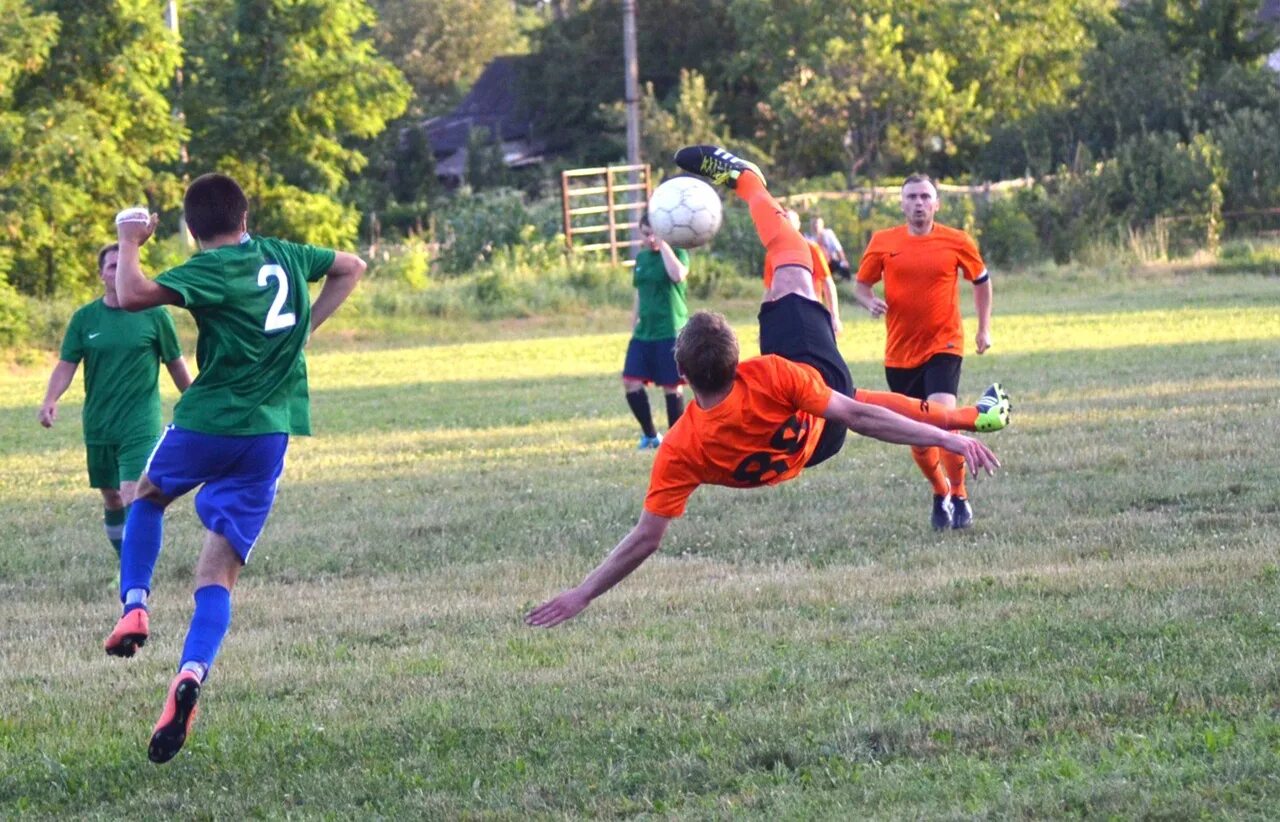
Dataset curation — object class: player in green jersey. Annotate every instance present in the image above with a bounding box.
[103,173,365,763]
[39,243,192,557]
[622,213,690,449]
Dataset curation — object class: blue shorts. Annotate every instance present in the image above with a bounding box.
[622,337,684,388]
[143,425,289,561]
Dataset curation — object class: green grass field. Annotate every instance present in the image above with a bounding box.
[2,271,1278,818]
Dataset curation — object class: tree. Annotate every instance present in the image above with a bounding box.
[371,0,528,118]
[760,13,981,181]
[180,0,411,247]
[624,69,731,174]
[0,0,184,297]
[523,0,741,162]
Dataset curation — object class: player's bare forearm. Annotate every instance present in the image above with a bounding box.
[525,511,671,628]
[38,360,78,426]
[115,245,180,311]
[853,281,886,317]
[166,357,193,392]
[659,243,688,282]
[974,278,993,352]
[311,252,365,332]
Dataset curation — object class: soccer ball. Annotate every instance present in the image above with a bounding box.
[647,176,723,249]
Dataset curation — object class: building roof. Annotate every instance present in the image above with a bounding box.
[422,55,541,157]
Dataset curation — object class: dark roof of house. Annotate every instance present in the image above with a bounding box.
[422,55,539,156]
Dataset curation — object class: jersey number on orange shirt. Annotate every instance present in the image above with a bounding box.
[732,414,810,485]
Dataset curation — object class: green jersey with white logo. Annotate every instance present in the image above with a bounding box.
[59,299,183,445]
[156,236,335,436]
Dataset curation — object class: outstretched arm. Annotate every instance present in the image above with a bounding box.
[823,392,1000,476]
[310,251,366,333]
[38,360,79,427]
[525,510,673,628]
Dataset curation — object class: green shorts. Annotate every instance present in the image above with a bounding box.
[85,436,158,490]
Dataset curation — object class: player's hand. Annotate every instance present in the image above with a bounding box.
[943,433,1000,476]
[975,328,992,354]
[525,587,591,628]
[116,213,159,246]
[37,403,56,428]
[864,296,887,318]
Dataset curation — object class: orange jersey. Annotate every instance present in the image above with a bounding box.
[763,240,830,289]
[644,356,834,518]
[856,224,987,368]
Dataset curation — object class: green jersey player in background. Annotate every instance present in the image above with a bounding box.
[104,173,365,763]
[38,243,192,558]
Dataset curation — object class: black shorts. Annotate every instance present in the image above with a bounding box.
[758,294,852,468]
[884,353,963,400]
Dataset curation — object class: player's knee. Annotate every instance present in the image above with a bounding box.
[623,379,644,393]
[99,488,125,509]
[134,475,174,508]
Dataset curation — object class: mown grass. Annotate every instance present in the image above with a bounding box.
[1,271,1278,818]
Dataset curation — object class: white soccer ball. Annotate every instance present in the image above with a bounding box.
[647,176,723,249]
[115,207,150,225]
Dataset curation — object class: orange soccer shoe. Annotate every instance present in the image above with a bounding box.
[148,670,201,764]
[104,608,149,657]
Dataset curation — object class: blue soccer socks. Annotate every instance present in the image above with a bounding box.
[179,585,232,680]
[120,498,165,604]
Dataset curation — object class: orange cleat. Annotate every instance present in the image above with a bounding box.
[148,670,201,764]
[104,608,149,657]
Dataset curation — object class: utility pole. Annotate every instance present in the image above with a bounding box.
[622,0,641,257]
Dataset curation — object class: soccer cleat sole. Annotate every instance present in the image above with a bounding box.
[673,145,765,189]
[149,675,200,764]
[104,610,150,657]
[105,634,147,657]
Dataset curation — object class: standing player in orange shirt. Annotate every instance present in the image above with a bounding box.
[853,174,994,531]
[526,147,1011,628]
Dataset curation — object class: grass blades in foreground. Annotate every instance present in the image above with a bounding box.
[1,273,1278,817]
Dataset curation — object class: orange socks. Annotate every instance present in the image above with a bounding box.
[911,446,950,496]
[735,172,811,271]
[941,450,967,498]
[851,388,980,431]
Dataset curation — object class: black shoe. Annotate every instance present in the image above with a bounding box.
[951,496,973,529]
[931,494,954,531]
[148,671,201,764]
[673,145,766,189]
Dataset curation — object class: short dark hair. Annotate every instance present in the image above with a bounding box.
[97,243,119,273]
[184,173,249,240]
[638,211,651,228]
[903,173,937,193]
[674,311,739,394]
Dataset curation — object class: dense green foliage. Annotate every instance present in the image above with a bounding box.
[2,0,1280,326]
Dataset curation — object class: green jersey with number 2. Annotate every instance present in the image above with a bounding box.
[156,236,336,436]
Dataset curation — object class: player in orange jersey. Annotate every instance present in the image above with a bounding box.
[853,174,994,531]
[526,147,1010,628]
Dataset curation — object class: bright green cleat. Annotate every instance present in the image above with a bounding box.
[673,145,765,189]
[974,382,1011,432]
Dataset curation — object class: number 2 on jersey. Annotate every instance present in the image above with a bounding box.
[257,264,297,332]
